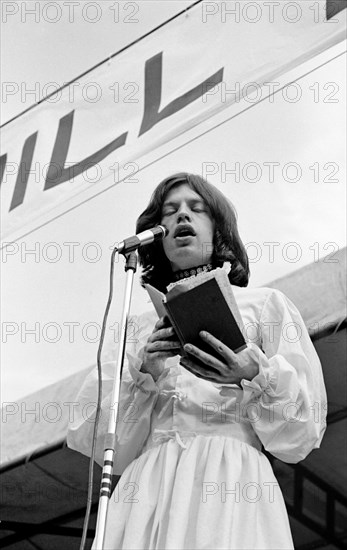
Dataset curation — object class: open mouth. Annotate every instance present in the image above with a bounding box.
[174,225,196,238]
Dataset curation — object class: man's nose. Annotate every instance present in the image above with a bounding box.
[176,204,191,223]
[177,211,191,223]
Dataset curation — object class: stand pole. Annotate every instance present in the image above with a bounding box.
[94,251,137,549]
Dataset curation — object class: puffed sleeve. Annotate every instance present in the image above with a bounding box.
[240,289,327,463]
[67,312,160,474]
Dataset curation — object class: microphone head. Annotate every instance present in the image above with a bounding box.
[157,224,169,237]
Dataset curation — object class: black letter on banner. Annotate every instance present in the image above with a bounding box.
[44,111,127,190]
[9,132,38,211]
[327,0,346,19]
[139,52,224,136]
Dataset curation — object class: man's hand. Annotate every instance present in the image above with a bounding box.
[181,331,260,386]
[140,317,181,381]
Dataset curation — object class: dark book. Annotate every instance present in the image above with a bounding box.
[145,269,246,370]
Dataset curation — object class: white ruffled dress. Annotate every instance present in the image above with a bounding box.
[68,284,327,550]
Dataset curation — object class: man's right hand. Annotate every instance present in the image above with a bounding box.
[140,317,181,381]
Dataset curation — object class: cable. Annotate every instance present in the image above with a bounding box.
[79,246,118,550]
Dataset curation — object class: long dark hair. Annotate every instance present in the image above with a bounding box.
[136,173,249,292]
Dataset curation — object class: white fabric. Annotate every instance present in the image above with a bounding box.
[68,285,327,550]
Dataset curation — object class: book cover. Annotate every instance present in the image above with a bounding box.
[165,278,246,355]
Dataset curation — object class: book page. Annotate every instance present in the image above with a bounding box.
[144,284,167,318]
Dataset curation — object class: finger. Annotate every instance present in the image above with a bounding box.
[180,354,219,376]
[147,340,181,352]
[184,343,225,372]
[155,315,172,329]
[154,317,167,330]
[181,358,234,384]
[148,327,177,342]
[199,331,237,362]
[180,356,219,381]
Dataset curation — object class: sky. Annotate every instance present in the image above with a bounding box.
[1,1,346,402]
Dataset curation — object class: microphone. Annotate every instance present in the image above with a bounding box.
[116,225,168,254]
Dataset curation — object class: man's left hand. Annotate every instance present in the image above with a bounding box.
[182,331,260,386]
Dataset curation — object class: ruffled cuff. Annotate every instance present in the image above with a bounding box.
[240,348,277,406]
[126,347,159,394]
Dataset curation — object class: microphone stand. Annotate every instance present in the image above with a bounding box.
[94,250,137,549]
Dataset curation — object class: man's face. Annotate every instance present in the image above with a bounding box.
[160,183,215,271]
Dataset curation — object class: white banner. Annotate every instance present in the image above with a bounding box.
[1,0,346,244]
